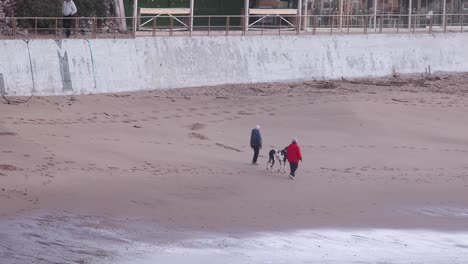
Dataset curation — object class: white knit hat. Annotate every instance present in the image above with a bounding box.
[292,137,298,143]
[256,125,261,129]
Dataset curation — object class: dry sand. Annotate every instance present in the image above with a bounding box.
[1,73,468,263]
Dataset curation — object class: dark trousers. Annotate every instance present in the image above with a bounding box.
[289,162,299,176]
[63,15,73,38]
[252,146,260,163]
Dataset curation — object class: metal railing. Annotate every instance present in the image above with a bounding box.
[0,14,467,40]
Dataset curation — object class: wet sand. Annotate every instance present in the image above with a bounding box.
[1,73,468,263]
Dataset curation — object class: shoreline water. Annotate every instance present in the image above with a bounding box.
[2,210,468,264]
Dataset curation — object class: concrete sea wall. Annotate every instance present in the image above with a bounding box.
[0,33,467,96]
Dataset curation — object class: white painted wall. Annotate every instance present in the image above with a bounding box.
[1,34,467,96]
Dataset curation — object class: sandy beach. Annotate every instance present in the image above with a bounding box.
[1,73,468,263]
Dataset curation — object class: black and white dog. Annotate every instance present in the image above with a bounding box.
[266,147,288,173]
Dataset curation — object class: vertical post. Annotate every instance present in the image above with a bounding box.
[340,0,344,30]
[208,16,211,36]
[190,0,194,32]
[35,18,37,39]
[55,18,58,39]
[408,0,412,30]
[12,18,17,39]
[396,15,399,33]
[297,16,300,35]
[75,17,79,38]
[330,15,334,34]
[313,16,317,35]
[374,0,377,31]
[170,16,174,36]
[442,0,446,30]
[226,16,230,36]
[298,0,303,31]
[279,18,281,36]
[152,17,156,37]
[303,0,308,30]
[347,14,350,34]
[429,15,433,33]
[113,17,117,39]
[444,15,447,32]
[379,15,383,33]
[93,17,97,39]
[133,0,138,34]
[261,16,265,35]
[461,14,464,32]
[364,16,368,33]
[242,15,246,36]
[244,0,249,32]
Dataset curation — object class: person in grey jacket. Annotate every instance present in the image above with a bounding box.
[250,125,262,165]
[63,0,77,38]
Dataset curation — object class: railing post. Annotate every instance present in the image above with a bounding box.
[55,18,58,38]
[12,18,17,39]
[412,15,415,33]
[339,0,343,30]
[296,15,300,35]
[373,0,377,31]
[35,18,37,39]
[190,0,194,32]
[379,15,383,33]
[443,15,447,32]
[114,17,117,39]
[226,16,230,36]
[396,15,399,34]
[261,16,265,35]
[347,14,350,34]
[93,17,97,39]
[188,16,192,36]
[313,16,317,35]
[461,15,464,32]
[442,0,447,31]
[330,15,333,35]
[170,16,174,36]
[278,18,281,36]
[75,17,79,38]
[132,16,136,38]
[408,0,412,30]
[429,15,433,33]
[152,17,156,37]
[364,16,367,34]
[208,16,211,36]
[242,15,246,36]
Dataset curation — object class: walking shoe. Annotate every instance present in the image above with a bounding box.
[289,174,294,180]
[251,162,258,166]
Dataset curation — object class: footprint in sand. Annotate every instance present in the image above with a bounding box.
[215,143,242,152]
[0,164,21,171]
[189,133,209,140]
[189,123,206,131]
[0,132,17,136]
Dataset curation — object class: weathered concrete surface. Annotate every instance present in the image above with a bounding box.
[1,34,467,96]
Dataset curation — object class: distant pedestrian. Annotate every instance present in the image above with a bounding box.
[63,0,77,38]
[287,138,302,180]
[250,125,262,165]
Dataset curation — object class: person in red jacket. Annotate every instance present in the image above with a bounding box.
[286,138,302,180]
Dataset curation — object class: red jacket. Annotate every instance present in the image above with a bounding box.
[287,142,302,163]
